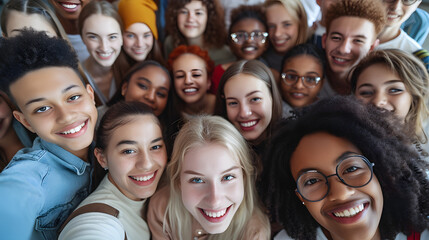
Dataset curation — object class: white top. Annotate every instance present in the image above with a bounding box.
[59,176,150,240]
[300,0,321,27]
[282,100,295,119]
[67,34,90,63]
[377,29,422,54]
[275,228,429,240]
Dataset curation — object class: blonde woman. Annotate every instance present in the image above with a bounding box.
[147,115,270,240]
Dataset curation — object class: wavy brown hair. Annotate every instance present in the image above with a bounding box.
[165,0,226,49]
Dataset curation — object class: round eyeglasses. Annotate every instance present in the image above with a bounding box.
[281,73,321,88]
[230,31,268,45]
[296,155,375,202]
[383,0,418,6]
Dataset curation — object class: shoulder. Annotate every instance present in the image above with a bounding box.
[59,212,125,240]
[148,186,170,214]
[242,209,271,240]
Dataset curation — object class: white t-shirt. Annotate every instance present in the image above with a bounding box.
[377,29,422,54]
[59,176,150,240]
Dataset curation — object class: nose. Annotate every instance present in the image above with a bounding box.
[293,77,305,89]
[184,73,193,85]
[326,177,356,202]
[186,12,194,22]
[388,0,402,11]
[56,105,75,124]
[100,38,109,52]
[338,39,352,54]
[372,92,388,108]
[205,181,223,207]
[274,26,282,38]
[135,150,154,170]
[135,36,144,48]
[144,88,156,103]
[238,103,252,118]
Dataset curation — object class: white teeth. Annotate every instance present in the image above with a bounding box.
[61,122,85,135]
[333,204,364,218]
[184,88,197,93]
[203,208,227,218]
[99,52,113,58]
[240,120,257,127]
[275,39,287,44]
[61,3,77,9]
[133,49,146,54]
[334,57,347,63]
[131,173,155,182]
[243,46,256,51]
[292,93,305,97]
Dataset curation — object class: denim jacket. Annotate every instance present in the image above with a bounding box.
[0,137,93,240]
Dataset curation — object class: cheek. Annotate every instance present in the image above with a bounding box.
[123,38,134,49]
[226,107,238,123]
[180,182,199,210]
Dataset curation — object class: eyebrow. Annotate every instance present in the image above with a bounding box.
[183,166,241,175]
[225,90,262,100]
[331,31,367,39]
[357,79,403,89]
[116,137,163,147]
[296,151,359,176]
[25,84,79,106]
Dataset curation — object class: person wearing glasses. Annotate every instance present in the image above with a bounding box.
[377,0,429,72]
[260,96,429,239]
[279,43,326,118]
[210,4,274,94]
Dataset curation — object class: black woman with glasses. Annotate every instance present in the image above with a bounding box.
[260,96,429,239]
[279,43,326,118]
[209,4,277,94]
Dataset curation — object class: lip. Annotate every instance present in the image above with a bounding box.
[56,1,81,13]
[331,56,352,66]
[273,38,289,47]
[199,205,232,223]
[129,170,158,186]
[241,45,258,54]
[132,48,148,55]
[56,119,88,138]
[325,201,369,224]
[239,119,259,131]
[96,51,114,60]
[288,92,308,99]
[182,87,199,96]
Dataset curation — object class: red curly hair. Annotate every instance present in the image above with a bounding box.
[167,45,215,76]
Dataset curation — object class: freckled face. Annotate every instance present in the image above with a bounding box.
[290,132,383,240]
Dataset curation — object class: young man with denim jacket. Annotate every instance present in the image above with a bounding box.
[0,30,98,239]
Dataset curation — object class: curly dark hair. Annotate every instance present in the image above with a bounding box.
[325,0,386,35]
[0,30,79,99]
[165,0,226,49]
[260,96,429,239]
[228,4,266,34]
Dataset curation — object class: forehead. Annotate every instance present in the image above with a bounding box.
[83,14,121,32]
[224,73,270,96]
[10,67,84,104]
[231,18,265,32]
[357,63,401,84]
[6,11,57,37]
[328,16,376,40]
[183,0,206,10]
[131,65,170,86]
[265,3,295,21]
[125,22,151,33]
[290,132,361,179]
[109,114,160,143]
[173,53,206,70]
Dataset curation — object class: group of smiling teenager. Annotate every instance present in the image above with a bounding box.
[0,0,428,239]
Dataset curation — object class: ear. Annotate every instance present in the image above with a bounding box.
[94,148,108,169]
[322,33,327,49]
[13,110,35,133]
[86,84,95,103]
[206,75,212,91]
[121,82,128,97]
[369,39,380,51]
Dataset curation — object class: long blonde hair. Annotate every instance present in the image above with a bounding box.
[165,115,260,239]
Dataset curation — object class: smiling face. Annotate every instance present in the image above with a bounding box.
[82,14,122,67]
[224,73,273,141]
[229,18,268,60]
[177,0,208,41]
[49,0,90,21]
[180,143,244,234]
[122,65,170,116]
[281,55,324,108]
[322,17,378,80]
[290,132,383,240]
[96,114,167,200]
[382,0,421,29]
[5,10,58,38]
[354,63,412,122]
[123,23,154,62]
[10,67,97,159]
[265,3,299,54]
[173,53,211,105]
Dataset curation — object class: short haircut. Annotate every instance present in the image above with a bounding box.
[0,30,79,99]
[281,43,327,77]
[229,4,266,34]
[325,0,386,35]
[261,96,429,239]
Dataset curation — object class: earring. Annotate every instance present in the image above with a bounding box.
[302,202,305,205]
[104,167,108,171]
